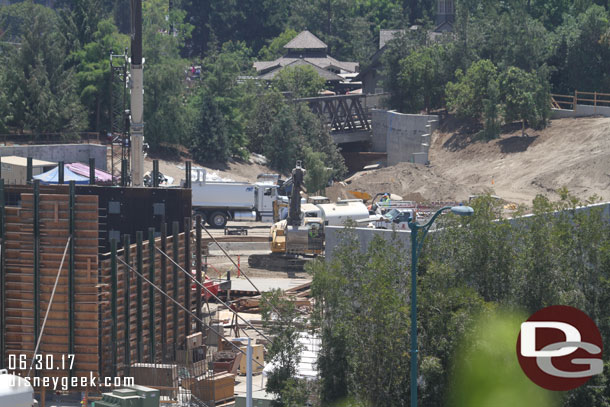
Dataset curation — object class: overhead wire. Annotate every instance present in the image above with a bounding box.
[154,246,274,344]
[28,236,71,378]
[116,256,266,369]
[199,222,286,319]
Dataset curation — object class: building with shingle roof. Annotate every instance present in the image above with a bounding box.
[253,30,359,89]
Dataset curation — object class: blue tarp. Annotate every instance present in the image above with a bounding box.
[33,165,90,184]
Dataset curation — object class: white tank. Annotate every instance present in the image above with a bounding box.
[317,200,370,226]
[0,370,35,407]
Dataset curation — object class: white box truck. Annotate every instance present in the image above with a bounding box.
[190,169,279,228]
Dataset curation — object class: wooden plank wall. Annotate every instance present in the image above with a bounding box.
[3,193,99,378]
[99,229,191,378]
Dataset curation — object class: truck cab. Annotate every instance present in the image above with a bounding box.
[255,183,279,223]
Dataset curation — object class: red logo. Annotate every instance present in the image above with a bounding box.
[516,305,603,391]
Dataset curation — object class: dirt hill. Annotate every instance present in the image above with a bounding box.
[345,116,610,206]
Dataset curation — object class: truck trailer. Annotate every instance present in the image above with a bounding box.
[190,169,279,228]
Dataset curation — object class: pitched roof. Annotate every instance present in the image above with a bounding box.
[283,30,327,50]
[379,29,405,49]
[254,56,358,75]
[257,59,343,81]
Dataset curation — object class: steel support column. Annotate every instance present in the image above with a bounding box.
[27,157,33,183]
[0,180,5,368]
[33,180,40,350]
[160,223,167,353]
[195,215,202,333]
[184,218,191,338]
[172,222,179,344]
[68,181,76,374]
[136,231,143,362]
[110,239,118,378]
[123,234,131,375]
[58,161,64,184]
[89,158,96,185]
[148,227,155,361]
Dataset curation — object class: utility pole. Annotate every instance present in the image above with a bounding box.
[130,0,144,187]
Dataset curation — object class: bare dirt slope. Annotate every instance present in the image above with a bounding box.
[346,117,610,205]
[143,156,277,185]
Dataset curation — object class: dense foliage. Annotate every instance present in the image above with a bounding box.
[309,193,610,406]
[382,1,610,137]
[1,0,608,160]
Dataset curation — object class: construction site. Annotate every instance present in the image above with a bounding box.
[2,0,610,406]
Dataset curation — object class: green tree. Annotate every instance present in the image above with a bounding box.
[57,0,109,50]
[446,59,501,138]
[260,289,306,407]
[191,93,232,162]
[71,18,128,133]
[190,42,252,162]
[2,2,86,135]
[303,146,331,195]
[397,44,448,113]
[274,65,326,98]
[263,103,300,173]
[243,89,286,155]
[549,5,610,93]
[258,28,298,61]
[446,59,499,120]
[141,0,196,150]
[500,66,550,134]
[381,29,428,112]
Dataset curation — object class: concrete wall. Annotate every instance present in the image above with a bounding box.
[551,104,610,119]
[325,201,610,262]
[0,144,107,170]
[325,225,411,262]
[371,109,439,165]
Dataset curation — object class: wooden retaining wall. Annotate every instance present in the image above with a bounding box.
[2,191,100,378]
[98,222,194,378]
[0,184,195,389]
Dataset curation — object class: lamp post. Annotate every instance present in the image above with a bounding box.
[408,205,474,407]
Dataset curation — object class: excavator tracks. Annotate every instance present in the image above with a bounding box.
[247,253,309,271]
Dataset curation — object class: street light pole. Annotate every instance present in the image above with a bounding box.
[408,205,474,407]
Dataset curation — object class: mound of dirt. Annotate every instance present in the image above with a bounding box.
[430,116,610,204]
[344,162,471,203]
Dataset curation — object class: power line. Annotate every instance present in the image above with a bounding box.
[155,246,274,344]
[116,256,266,369]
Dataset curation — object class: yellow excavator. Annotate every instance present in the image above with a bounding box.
[248,162,325,270]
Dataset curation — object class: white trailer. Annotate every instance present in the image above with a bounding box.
[302,199,370,226]
[317,199,370,226]
[190,169,278,228]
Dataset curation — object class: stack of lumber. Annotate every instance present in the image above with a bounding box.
[233,281,312,313]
